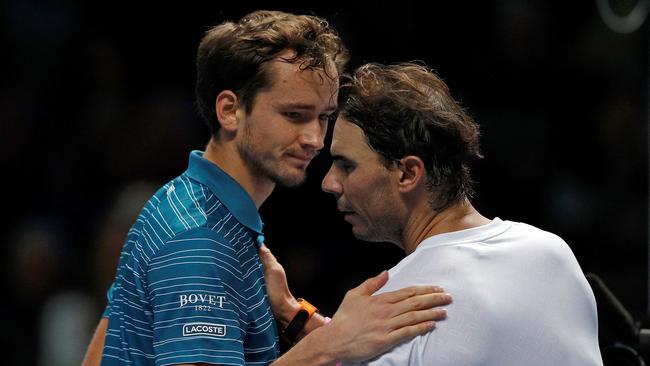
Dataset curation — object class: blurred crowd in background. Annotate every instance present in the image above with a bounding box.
[1,0,648,364]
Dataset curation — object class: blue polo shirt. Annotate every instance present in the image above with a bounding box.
[102,151,280,366]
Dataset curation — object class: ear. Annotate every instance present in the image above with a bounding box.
[396,155,426,193]
[215,90,241,133]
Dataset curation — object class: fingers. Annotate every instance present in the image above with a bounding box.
[386,306,448,345]
[387,307,448,331]
[378,284,446,304]
[258,243,272,257]
[388,292,452,317]
[258,243,270,258]
[258,244,277,268]
[386,320,437,346]
[350,270,389,296]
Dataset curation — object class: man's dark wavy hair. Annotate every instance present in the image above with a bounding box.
[339,63,483,210]
[196,10,349,136]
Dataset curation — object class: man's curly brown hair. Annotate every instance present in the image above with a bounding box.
[339,62,482,210]
[196,10,349,135]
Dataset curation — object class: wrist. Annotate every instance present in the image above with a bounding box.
[282,298,320,344]
[279,297,301,329]
[298,325,339,365]
[272,325,338,366]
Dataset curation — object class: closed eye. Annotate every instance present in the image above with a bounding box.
[332,156,356,174]
[342,163,355,173]
[283,111,303,120]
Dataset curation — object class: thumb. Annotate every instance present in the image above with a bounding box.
[352,270,388,296]
[258,244,277,269]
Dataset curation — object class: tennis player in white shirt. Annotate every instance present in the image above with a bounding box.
[320,62,603,366]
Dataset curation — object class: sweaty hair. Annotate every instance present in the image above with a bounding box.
[339,63,482,211]
[196,10,349,135]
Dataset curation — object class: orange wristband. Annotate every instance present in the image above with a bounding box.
[281,298,319,345]
[296,298,318,319]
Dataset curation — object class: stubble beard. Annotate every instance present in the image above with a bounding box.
[352,218,396,243]
[237,127,306,188]
[350,190,402,244]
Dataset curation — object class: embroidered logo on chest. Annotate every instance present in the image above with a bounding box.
[182,322,227,337]
[179,293,226,311]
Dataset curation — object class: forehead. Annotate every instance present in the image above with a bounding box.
[261,57,339,107]
[331,118,382,161]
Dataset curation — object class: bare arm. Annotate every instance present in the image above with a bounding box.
[82,317,108,366]
[259,244,451,365]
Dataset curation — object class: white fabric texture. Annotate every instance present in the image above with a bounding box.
[346,218,602,366]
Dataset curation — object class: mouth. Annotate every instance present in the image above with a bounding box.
[341,212,357,225]
[286,152,316,165]
[338,208,355,217]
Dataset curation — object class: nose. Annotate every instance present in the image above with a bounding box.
[321,166,342,196]
[298,119,325,151]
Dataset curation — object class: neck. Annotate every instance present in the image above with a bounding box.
[401,199,491,255]
[203,137,275,208]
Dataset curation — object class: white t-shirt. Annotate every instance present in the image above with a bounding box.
[346,218,602,366]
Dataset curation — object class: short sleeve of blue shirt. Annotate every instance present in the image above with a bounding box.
[148,228,248,366]
[102,283,115,318]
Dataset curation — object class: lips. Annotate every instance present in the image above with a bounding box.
[338,207,355,215]
[288,154,312,162]
[286,152,316,164]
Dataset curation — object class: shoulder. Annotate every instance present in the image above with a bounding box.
[500,221,574,257]
[152,227,238,265]
[140,175,217,237]
[506,220,563,241]
[147,227,245,290]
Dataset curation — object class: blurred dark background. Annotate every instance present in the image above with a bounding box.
[1,0,647,364]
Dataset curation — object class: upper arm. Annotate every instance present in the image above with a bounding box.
[81,317,108,366]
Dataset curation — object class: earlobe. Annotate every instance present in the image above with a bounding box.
[215,90,240,132]
[397,156,425,193]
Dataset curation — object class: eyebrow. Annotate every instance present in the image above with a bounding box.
[278,102,338,113]
[330,154,352,162]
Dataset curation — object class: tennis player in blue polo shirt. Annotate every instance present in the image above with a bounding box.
[83,10,451,366]
[101,151,278,365]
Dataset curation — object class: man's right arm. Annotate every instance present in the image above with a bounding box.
[274,272,449,365]
[82,277,448,366]
[81,317,108,366]
[84,243,450,366]
[259,245,451,365]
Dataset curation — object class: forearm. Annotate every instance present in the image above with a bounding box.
[271,325,337,366]
[260,246,451,364]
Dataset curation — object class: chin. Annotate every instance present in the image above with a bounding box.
[351,227,372,241]
[272,171,307,187]
[261,161,307,187]
[352,227,388,243]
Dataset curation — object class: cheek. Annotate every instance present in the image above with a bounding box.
[249,126,286,150]
[347,180,374,210]
[266,126,298,149]
[363,178,395,215]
